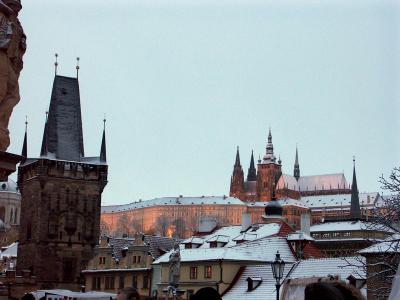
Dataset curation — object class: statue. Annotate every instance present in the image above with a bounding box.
[0,0,26,151]
[168,242,181,287]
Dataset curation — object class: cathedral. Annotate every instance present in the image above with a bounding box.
[229,129,351,202]
[17,73,108,289]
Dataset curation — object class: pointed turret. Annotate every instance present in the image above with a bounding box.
[350,157,361,219]
[40,112,48,157]
[100,118,107,163]
[294,146,300,181]
[229,146,245,199]
[21,117,28,158]
[247,150,257,181]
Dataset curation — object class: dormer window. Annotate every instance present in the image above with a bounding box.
[247,276,262,291]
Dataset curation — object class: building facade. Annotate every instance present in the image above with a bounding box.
[17,74,108,290]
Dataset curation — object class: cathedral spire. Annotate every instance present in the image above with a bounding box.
[21,117,28,158]
[234,146,241,167]
[247,150,257,181]
[40,112,48,157]
[229,146,245,198]
[350,157,361,219]
[294,145,300,181]
[262,128,276,163]
[100,117,107,163]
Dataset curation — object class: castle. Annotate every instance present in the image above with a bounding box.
[230,129,351,202]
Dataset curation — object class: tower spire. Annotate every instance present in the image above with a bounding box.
[21,116,28,158]
[350,156,361,219]
[294,145,300,181]
[247,150,257,181]
[263,128,276,163]
[40,111,48,157]
[100,117,107,163]
[234,146,241,167]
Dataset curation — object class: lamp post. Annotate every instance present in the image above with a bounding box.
[271,251,285,300]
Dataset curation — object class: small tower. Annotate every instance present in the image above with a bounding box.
[294,146,300,181]
[350,157,361,219]
[100,117,107,163]
[229,147,245,199]
[256,129,282,201]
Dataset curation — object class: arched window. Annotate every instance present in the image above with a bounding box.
[9,208,13,223]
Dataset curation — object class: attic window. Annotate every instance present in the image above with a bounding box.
[1,183,6,190]
[247,276,262,291]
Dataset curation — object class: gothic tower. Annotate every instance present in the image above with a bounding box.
[229,147,245,199]
[294,146,300,181]
[350,157,361,219]
[256,129,282,201]
[17,74,108,289]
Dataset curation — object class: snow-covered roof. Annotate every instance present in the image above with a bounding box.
[289,257,365,280]
[359,235,400,254]
[0,242,18,259]
[287,232,314,241]
[310,220,393,233]
[222,263,294,300]
[30,289,116,300]
[246,198,309,209]
[180,223,281,249]
[302,192,380,209]
[277,173,349,192]
[101,196,244,213]
[153,236,295,264]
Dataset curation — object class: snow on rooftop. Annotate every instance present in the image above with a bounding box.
[277,173,349,192]
[310,220,393,233]
[302,192,380,209]
[289,257,365,280]
[222,263,294,300]
[101,196,244,213]
[154,234,295,264]
[0,242,18,259]
[359,234,400,254]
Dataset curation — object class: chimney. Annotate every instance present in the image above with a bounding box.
[241,213,252,232]
[300,213,311,235]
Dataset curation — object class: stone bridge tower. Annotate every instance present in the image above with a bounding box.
[17,74,108,289]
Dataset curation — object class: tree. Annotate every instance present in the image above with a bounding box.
[344,167,400,299]
[114,213,131,237]
[154,214,171,237]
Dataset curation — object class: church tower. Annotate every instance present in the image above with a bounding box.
[17,74,108,289]
[256,129,282,201]
[294,146,300,181]
[229,147,245,199]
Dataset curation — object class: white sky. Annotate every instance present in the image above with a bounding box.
[8,0,400,205]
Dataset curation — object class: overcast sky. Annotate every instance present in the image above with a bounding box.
[8,0,400,205]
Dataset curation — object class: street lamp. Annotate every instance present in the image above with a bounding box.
[271,251,285,300]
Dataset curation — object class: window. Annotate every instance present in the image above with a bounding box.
[92,276,101,290]
[99,257,106,265]
[119,275,125,289]
[137,256,141,264]
[190,266,198,279]
[133,256,137,264]
[105,276,115,290]
[143,274,149,289]
[204,266,212,278]
[132,274,137,288]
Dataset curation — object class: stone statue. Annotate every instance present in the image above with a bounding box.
[0,0,26,151]
[168,242,181,287]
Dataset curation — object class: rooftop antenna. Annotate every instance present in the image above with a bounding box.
[76,57,80,79]
[54,53,58,75]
